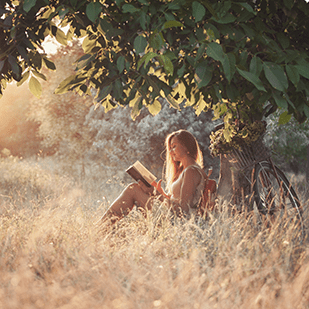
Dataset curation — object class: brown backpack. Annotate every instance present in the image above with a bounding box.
[198,169,217,216]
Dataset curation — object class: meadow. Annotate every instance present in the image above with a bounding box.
[0,156,308,309]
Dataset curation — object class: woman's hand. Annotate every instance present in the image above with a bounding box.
[151,180,170,199]
[138,180,155,195]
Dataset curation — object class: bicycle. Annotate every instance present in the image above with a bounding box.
[213,123,304,238]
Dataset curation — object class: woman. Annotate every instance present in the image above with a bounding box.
[97,130,206,225]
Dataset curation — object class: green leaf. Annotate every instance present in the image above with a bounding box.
[55,28,67,45]
[8,55,20,75]
[286,64,300,87]
[149,31,165,50]
[278,111,292,125]
[96,84,113,103]
[167,94,180,110]
[163,20,184,29]
[115,0,124,6]
[203,0,218,19]
[134,35,147,55]
[16,71,30,86]
[42,57,56,70]
[192,1,206,23]
[137,52,157,70]
[249,56,263,76]
[213,14,236,24]
[237,3,256,15]
[272,90,288,110]
[177,64,185,77]
[122,4,140,13]
[303,105,309,118]
[55,75,84,94]
[75,54,95,70]
[130,96,143,120]
[236,68,266,92]
[222,53,236,82]
[295,62,309,79]
[23,0,37,13]
[159,55,173,75]
[82,36,97,54]
[277,33,290,49]
[32,70,47,81]
[117,56,125,74]
[148,99,162,116]
[86,2,102,23]
[29,76,42,98]
[263,62,288,92]
[195,62,212,88]
[206,42,225,62]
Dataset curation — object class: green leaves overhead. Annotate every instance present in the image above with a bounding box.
[2,0,309,129]
[159,54,173,75]
[122,4,140,13]
[163,20,184,29]
[117,56,126,74]
[195,62,212,88]
[137,52,157,70]
[237,68,266,92]
[263,62,288,92]
[23,0,37,13]
[206,42,225,62]
[134,36,148,55]
[295,60,309,79]
[192,2,206,23]
[29,76,42,98]
[286,64,300,87]
[86,2,102,23]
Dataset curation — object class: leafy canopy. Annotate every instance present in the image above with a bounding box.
[1,0,309,137]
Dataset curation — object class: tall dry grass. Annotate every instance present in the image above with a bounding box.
[0,157,309,309]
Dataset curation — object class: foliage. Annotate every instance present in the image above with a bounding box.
[27,41,94,168]
[266,112,309,173]
[209,120,267,157]
[1,0,309,143]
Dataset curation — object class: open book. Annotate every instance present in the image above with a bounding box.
[126,161,157,187]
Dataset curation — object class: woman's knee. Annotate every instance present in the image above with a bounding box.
[123,182,140,197]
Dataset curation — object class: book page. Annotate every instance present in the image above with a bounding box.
[132,161,156,184]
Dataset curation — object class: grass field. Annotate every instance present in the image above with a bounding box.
[0,157,308,309]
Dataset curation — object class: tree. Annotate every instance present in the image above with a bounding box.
[1,0,309,201]
[27,41,94,178]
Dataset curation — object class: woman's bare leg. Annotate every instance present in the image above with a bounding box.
[97,183,151,226]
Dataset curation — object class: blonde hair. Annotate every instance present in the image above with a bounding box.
[164,130,203,193]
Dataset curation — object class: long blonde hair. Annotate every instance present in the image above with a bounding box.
[164,130,203,193]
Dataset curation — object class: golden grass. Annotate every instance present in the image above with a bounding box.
[0,158,309,309]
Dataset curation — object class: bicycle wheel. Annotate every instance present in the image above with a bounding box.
[253,161,304,235]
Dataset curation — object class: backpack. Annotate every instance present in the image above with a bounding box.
[198,168,217,216]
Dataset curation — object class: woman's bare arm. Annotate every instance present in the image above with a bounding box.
[172,168,202,212]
